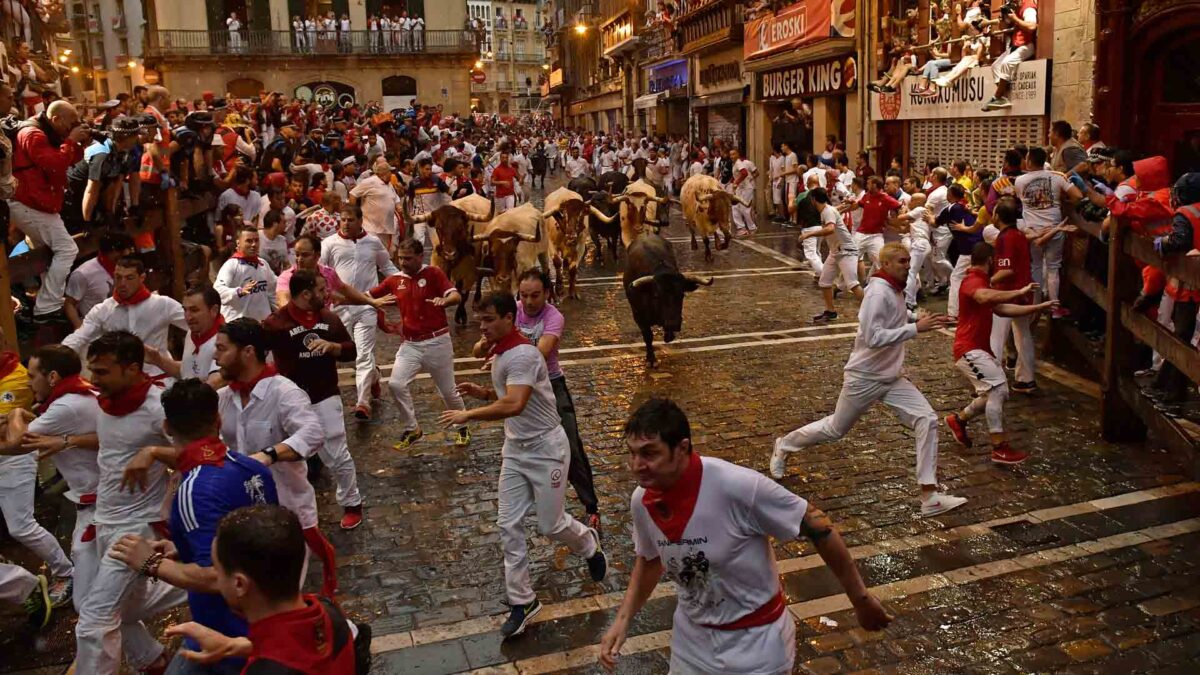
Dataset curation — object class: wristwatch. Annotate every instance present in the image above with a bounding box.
[262,446,279,464]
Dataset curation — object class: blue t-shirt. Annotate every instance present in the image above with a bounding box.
[937,202,982,260]
[170,450,278,666]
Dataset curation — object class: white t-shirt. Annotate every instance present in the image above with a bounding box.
[631,457,805,674]
[802,166,827,190]
[822,204,856,254]
[260,230,291,274]
[182,331,220,381]
[217,188,262,227]
[1014,170,1071,232]
[491,343,560,443]
[62,294,187,378]
[780,154,798,184]
[565,156,588,178]
[28,393,100,503]
[214,257,278,321]
[905,205,931,242]
[769,155,784,186]
[65,257,114,320]
[95,385,171,526]
[926,184,950,218]
[688,161,705,177]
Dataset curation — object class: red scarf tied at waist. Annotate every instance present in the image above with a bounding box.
[176,436,228,474]
[97,374,165,417]
[302,527,339,598]
[114,284,153,306]
[228,364,277,396]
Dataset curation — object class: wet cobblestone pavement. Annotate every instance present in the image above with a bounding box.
[3,173,1200,673]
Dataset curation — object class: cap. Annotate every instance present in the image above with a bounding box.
[109,115,141,138]
[97,99,122,110]
[135,113,159,129]
[341,156,358,167]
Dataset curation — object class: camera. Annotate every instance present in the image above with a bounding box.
[999,0,1019,18]
[1078,200,1109,224]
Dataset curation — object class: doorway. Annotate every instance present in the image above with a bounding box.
[1132,13,1200,178]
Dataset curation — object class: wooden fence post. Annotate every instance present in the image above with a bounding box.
[162,187,187,300]
[1101,223,1147,442]
[0,247,18,353]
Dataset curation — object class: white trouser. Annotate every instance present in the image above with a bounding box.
[0,562,38,604]
[10,201,79,316]
[856,232,885,275]
[946,256,974,318]
[931,227,952,286]
[410,220,429,249]
[904,238,931,308]
[800,226,825,271]
[669,610,795,675]
[1030,231,1065,303]
[71,504,98,613]
[955,350,1009,434]
[387,333,465,431]
[313,396,362,507]
[1152,294,1176,370]
[0,455,74,578]
[990,313,1036,384]
[498,427,596,605]
[495,195,515,214]
[733,189,756,232]
[777,375,939,487]
[76,522,188,673]
[335,304,379,408]
[819,252,860,290]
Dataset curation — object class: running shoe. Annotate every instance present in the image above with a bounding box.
[1051,307,1071,320]
[23,574,51,629]
[1134,367,1159,378]
[944,414,972,448]
[353,404,371,421]
[585,528,608,582]
[991,443,1029,465]
[48,576,72,609]
[770,438,788,479]
[454,427,472,447]
[393,428,424,450]
[500,598,542,639]
[812,310,838,325]
[991,97,1012,108]
[340,505,364,530]
[920,492,968,517]
[1011,380,1038,395]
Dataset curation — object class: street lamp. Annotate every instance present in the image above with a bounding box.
[574,23,587,35]
[475,60,484,68]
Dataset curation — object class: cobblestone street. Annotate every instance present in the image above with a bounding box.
[3,173,1200,674]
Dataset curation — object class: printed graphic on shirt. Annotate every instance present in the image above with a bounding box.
[660,539,721,610]
[244,474,268,504]
[1019,175,1057,210]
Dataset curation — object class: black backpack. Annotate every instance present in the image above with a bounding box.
[1,115,38,168]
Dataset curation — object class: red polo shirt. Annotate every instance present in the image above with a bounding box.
[370,265,454,339]
[492,164,518,197]
[856,191,901,235]
[953,268,995,360]
[992,225,1032,301]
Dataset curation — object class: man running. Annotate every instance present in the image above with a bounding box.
[214,226,279,321]
[440,292,606,639]
[945,242,1056,464]
[771,243,968,517]
[600,398,890,673]
[144,285,224,387]
[801,187,863,324]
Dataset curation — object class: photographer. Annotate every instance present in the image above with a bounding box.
[983,0,1037,111]
[63,116,142,235]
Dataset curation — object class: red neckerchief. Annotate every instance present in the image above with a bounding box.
[228,364,278,395]
[871,271,906,294]
[97,253,117,277]
[37,374,96,414]
[487,330,531,357]
[339,229,367,242]
[97,374,164,417]
[641,452,703,543]
[113,285,152,306]
[286,302,321,329]
[0,351,20,380]
[190,315,224,354]
[176,436,228,474]
[232,251,261,267]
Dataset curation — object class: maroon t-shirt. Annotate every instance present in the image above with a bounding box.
[953,268,996,360]
[992,225,1032,302]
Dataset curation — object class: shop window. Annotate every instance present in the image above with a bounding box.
[1162,41,1200,104]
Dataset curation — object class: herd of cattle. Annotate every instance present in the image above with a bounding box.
[410,171,733,364]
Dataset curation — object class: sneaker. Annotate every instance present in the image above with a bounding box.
[22,574,51,629]
[48,576,72,608]
[454,426,472,447]
[991,443,1029,465]
[586,513,602,538]
[1050,307,1071,320]
[920,492,968,517]
[944,414,972,448]
[353,404,371,421]
[340,504,364,530]
[1011,380,1038,394]
[981,97,1001,111]
[991,97,1012,109]
[868,82,883,93]
[880,84,897,93]
[585,528,608,582]
[393,428,423,450]
[1135,367,1159,378]
[812,310,838,325]
[770,438,788,479]
[500,598,542,639]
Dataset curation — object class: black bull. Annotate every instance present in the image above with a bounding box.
[568,173,626,264]
[622,233,713,366]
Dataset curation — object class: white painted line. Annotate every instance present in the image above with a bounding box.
[575,268,812,287]
[731,238,805,267]
[370,481,1200,655]
[664,232,796,243]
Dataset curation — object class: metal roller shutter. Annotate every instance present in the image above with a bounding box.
[909,116,1046,173]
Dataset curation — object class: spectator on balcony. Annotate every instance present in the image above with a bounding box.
[305,15,317,52]
[226,12,243,53]
[293,15,307,53]
[983,0,1037,111]
[414,14,425,50]
[11,100,91,324]
[340,14,351,53]
[368,14,382,52]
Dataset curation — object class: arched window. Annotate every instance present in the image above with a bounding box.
[382,75,417,96]
[227,77,265,99]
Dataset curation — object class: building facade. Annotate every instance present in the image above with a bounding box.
[467,0,549,115]
[142,0,478,111]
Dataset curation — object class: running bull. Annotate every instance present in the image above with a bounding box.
[411,193,492,325]
[623,232,713,367]
[542,187,615,299]
[474,202,550,296]
[677,174,743,262]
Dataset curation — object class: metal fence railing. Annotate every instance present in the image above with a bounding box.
[146,29,480,57]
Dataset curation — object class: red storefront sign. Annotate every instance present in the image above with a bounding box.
[744,1,829,60]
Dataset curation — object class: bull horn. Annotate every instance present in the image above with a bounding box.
[542,205,561,219]
[411,212,431,223]
[682,273,715,286]
[651,194,669,204]
[467,212,492,222]
[588,205,615,224]
[669,197,682,205]
[472,231,492,242]
[476,266,495,275]
[520,220,542,243]
[630,274,656,288]
[612,194,630,204]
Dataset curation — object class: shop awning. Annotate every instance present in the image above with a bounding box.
[691,89,745,108]
[634,92,665,110]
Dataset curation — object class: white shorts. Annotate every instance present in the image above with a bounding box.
[819,252,860,289]
[955,349,1007,396]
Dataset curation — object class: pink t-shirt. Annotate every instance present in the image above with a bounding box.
[276,264,343,299]
[516,302,564,378]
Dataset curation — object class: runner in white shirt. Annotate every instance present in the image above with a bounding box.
[730,149,758,236]
[214,226,279,321]
[143,285,225,387]
[64,231,135,329]
[925,169,954,294]
[564,148,589,179]
[320,204,400,420]
[213,318,336,596]
[259,210,292,275]
[442,292,607,639]
[62,258,188,378]
[895,194,942,309]
[781,142,801,219]
[802,156,828,190]
[1013,146,1083,306]
[599,145,617,173]
[799,188,863,323]
[772,243,968,516]
[74,331,186,673]
[600,399,890,674]
[769,147,786,222]
[217,170,262,227]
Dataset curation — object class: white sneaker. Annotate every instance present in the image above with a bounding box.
[920,492,967,517]
[769,438,788,480]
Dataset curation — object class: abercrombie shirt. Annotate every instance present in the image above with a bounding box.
[264,307,356,404]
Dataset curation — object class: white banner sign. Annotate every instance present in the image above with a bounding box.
[870,59,1049,121]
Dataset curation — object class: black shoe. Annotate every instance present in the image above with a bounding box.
[586,528,608,582]
[812,310,838,325]
[1012,380,1038,394]
[306,456,323,483]
[500,598,542,639]
[352,622,372,675]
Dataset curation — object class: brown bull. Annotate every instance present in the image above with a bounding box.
[542,187,615,299]
[473,203,549,296]
[615,178,670,248]
[677,174,747,262]
[411,194,492,324]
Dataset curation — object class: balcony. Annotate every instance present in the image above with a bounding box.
[677,0,743,55]
[144,29,479,60]
[641,26,681,65]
